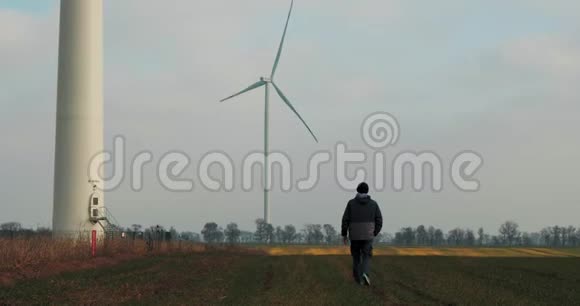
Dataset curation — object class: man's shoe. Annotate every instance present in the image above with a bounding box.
[362,273,371,286]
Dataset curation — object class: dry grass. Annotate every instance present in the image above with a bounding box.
[0,236,209,282]
[3,239,578,274]
[3,239,578,287]
[1,237,91,271]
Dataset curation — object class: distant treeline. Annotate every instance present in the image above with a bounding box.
[2,220,579,248]
[388,222,580,247]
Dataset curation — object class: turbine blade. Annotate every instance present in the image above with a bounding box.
[272,82,318,143]
[270,0,294,79]
[220,80,266,102]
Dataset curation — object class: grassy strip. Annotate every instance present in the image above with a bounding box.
[2,253,580,305]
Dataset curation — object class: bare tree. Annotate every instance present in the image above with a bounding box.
[224,223,241,244]
[416,225,428,245]
[275,226,284,244]
[540,227,552,246]
[0,222,22,232]
[562,226,576,247]
[129,224,142,240]
[323,224,338,244]
[499,221,520,246]
[447,228,466,246]
[568,226,578,247]
[167,226,178,241]
[254,219,267,243]
[254,219,274,244]
[265,224,274,243]
[240,231,255,243]
[427,226,436,245]
[295,232,304,244]
[180,231,201,242]
[379,232,394,244]
[434,229,445,246]
[401,227,415,245]
[477,227,485,246]
[521,232,533,246]
[283,225,297,244]
[465,229,475,246]
[0,222,23,239]
[304,224,324,244]
[202,222,223,243]
[551,226,562,247]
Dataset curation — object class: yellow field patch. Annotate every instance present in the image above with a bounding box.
[267,247,351,256]
[259,246,580,257]
[391,248,444,256]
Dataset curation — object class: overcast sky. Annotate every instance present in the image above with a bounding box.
[1,0,579,233]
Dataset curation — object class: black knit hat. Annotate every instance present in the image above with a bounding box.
[356,182,369,194]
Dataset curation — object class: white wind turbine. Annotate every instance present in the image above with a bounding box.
[220,0,318,224]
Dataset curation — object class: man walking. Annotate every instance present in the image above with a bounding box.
[341,182,383,286]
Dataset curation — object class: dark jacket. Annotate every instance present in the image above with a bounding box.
[341,194,383,240]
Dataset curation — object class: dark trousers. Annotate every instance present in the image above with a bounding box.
[350,240,373,281]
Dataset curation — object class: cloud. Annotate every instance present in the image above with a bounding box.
[0,8,57,69]
[517,0,580,18]
[2,0,580,231]
[501,35,580,80]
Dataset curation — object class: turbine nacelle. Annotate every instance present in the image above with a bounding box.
[218,0,315,224]
[219,0,316,143]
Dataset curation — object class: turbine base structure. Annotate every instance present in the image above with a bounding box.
[53,0,105,238]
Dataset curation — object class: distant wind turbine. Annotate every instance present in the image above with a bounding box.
[220,0,318,224]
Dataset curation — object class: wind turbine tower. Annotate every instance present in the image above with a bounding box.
[220,0,318,224]
[53,0,106,236]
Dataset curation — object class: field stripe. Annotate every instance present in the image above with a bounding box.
[261,247,580,257]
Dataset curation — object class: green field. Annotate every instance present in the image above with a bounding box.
[2,249,580,305]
